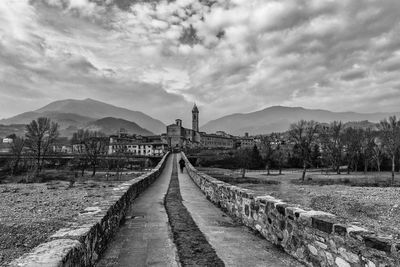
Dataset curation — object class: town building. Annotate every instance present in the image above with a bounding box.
[2,138,13,144]
[108,130,168,156]
[237,133,257,148]
[166,104,236,149]
[108,142,167,156]
[166,104,201,149]
[200,133,234,149]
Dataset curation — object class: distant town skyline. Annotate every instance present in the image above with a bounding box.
[1,0,400,123]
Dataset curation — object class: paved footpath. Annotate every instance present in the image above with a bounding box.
[97,154,303,267]
[177,155,303,267]
[97,156,180,267]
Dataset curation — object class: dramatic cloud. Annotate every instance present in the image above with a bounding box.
[1,0,400,126]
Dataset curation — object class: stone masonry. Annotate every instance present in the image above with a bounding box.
[181,153,400,267]
[9,152,170,267]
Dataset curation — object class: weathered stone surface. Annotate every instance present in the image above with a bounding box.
[334,224,347,236]
[335,257,351,267]
[275,203,288,216]
[181,152,400,267]
[9,239,84,267]
[338,247,359,263]
[363,236,392,253]
[10,153,170,267]
[312,217,334,234]
[308,244,318,256]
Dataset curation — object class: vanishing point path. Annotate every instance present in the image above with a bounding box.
[97,154,303,267]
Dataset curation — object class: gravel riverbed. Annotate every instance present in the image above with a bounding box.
[0,180,125,266]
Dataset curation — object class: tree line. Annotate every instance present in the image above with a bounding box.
[4,117,126,181]
[196,116,400,184]
[263,116,400,183]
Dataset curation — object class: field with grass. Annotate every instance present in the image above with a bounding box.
[199,168,400,238]
[0,170,146,266]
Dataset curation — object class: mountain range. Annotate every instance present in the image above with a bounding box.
[1,100,399,138]
[201,106,400,135]
[0,98,165,137]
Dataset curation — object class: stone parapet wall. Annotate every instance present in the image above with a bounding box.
[10,153,170,267]
[181,153,400,267]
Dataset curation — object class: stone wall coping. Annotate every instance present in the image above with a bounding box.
[182,152,400,266]
[9,152,170,267]
[10,239,83,267]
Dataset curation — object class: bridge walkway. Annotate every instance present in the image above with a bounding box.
[97,155,179,267]
[97,154,303,266]
[176,154,303,267]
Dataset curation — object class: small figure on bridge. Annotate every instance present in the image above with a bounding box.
[179,158,186,173]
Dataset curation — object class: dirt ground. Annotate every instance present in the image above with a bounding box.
[200,168,400,238]
[165,159,224,267]
[0,177,141,266]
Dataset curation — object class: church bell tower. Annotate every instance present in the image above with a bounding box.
[192,103,199,132]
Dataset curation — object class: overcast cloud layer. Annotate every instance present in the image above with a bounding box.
[1,0,400,125]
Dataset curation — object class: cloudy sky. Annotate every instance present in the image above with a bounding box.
[1,0,400,125]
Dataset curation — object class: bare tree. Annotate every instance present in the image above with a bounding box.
[343,127,362,173]
[113,144,128,179]
[274,143,286,175]
[9,136,25,175]
[379,116,400,184]
[236,148,251,178]
[320,121,344,174]
[71,130,88,176]
[260,135,274,175]
[25,117,59,178]
[359,128,375,174]
[289,120,319,181]
[371,137,384,172]
[72,130,108,177]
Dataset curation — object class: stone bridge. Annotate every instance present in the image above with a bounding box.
[10,153,400,267]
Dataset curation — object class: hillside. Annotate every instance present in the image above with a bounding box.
[85,117,153,136]
[35,98,165,133]
[201,106,399,135]
[0,98,166,135]
[0,124,27,138]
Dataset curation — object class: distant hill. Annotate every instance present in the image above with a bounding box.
[85,117,153,136]
[0,124,27,138]
[201,106,399,135]
[35,98,165,133]
[0,111,93,126]
[0,98,166,136]
[343,120,378,130]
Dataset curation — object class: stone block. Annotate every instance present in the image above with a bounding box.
[363,235,392,253]
[335,257,351,267]
[338,247,359,263]
[244,204,250,217]
[307,244,318,255]
[275,203,288,216]
[10,239,84,267]
[312,217,334,234]
[334,224,347,236]
[315,241,328,250]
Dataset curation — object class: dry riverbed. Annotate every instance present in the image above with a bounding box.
[0,179,133,265]
[200,168,400,238]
